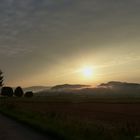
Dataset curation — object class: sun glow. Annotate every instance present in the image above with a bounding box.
[81,66,94,78]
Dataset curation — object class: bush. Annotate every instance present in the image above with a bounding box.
[24,91,33,98]
[1,87,14,97]
[14,87,24,97]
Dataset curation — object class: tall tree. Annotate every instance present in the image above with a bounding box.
[0,70,3,87]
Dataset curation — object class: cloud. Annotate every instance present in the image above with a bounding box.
[0,0,139,86]
[0,46,34,57]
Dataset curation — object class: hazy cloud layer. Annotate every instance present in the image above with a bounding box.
[0,0,140,86]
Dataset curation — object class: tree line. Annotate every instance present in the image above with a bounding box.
[0,70,33,98]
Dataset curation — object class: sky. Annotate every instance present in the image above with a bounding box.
[0,0,140,87]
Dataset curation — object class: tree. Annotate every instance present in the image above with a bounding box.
[14,87,24,97]
[24,91,33,98]
[1,87,14,97]
[0,70,4,87]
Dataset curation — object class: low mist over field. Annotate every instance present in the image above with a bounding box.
[35,81,140,98]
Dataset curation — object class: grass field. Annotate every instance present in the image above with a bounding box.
[0,96,140,140]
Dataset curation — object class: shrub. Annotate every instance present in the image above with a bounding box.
[1,87,14,97]
[14,86,24,97]
[24,91,33,98]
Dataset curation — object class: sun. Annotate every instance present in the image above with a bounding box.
[81,66,94,78]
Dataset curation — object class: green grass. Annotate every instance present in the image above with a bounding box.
[0,97,140,140]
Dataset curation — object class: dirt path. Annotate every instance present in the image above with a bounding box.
[0,114,54,140]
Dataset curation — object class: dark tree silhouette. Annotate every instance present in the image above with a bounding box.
[14,87,24,97]
[24,91,33,98]
[1,87,14,97]
[0,70,4,87]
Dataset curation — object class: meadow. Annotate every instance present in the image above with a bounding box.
[0,95,140,140]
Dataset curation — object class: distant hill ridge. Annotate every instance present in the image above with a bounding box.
[51,84,90,90]
[99,81,140,88]
[24,81,140,97]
